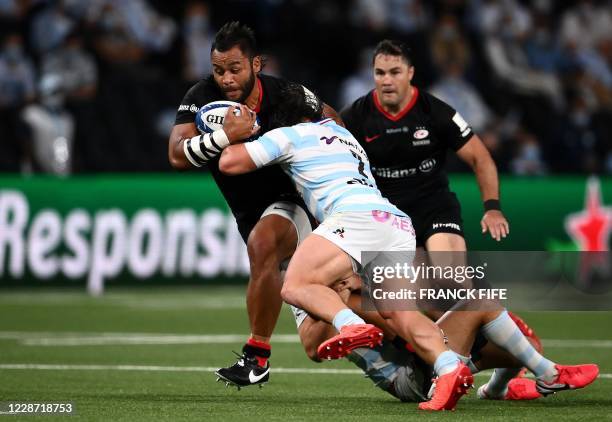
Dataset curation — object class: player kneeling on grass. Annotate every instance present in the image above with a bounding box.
[217,84,473,411]
[293,289,599,403]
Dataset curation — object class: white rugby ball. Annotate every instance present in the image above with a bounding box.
[195,100,260,134]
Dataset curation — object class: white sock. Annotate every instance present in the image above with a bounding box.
[433,350,460,376]
[484,368,522,397]
[332,308,366,332]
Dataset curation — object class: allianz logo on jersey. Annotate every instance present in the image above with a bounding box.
[178,104,199,113]
[373,158,437,178]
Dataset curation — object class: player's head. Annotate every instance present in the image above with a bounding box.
[372,40,415,110]
[211,21,261,103]
[270,83,323,128]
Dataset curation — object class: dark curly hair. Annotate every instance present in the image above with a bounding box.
[269,83,324,128]
[211,21,258,60]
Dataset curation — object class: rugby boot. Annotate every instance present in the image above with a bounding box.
[536,364,599,396]
[418,363,473,411]
[317,324,383,360]
[215,351,270,390]
[477,377,542,400]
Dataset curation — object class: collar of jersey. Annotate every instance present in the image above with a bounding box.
[373,86,419,121]
[253,77,264,113]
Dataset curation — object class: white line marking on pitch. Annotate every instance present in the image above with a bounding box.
[0,332,611,347]
[0,364,609,379]
[19,334,301,346]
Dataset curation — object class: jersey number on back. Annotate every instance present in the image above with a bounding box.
[347,151,373,187]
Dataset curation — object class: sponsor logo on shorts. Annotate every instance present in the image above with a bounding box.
[392,217,415,234]
[333,227,345,238]
[432,222,461,231]
[372,210,391,222]
[372,212,415,235]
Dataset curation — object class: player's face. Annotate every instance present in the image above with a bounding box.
[373,54,414,109]
[211,46,261,103]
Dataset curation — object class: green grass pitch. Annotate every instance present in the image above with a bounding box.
[0,287,611,421]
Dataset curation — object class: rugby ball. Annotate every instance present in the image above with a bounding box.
[195,100,260,134]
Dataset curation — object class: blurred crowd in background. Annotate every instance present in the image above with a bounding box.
[0,0,611,175]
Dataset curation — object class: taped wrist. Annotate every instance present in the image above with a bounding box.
[183,130,230,167]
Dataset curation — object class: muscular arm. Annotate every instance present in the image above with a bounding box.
[456,135,499,201]
[219,144,257,175]
[456,135,509,241]
[168,122,198,170]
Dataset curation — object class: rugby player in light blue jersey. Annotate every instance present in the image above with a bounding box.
[217,84,599,410]
[218,84,473,411]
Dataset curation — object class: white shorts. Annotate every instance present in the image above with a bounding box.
[313,211,416,268]
[291,210,416,328]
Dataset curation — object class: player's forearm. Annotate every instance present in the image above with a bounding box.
[168,123,199,170]
[472,155,500,201]
[169,130,230,170]
[168,137,192,170]
[458,135,500,201]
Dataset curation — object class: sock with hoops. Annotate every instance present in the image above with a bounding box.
[243,338,271,367]
[481,310,557,382]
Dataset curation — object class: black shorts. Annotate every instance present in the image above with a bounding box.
[233,193,315,243]
[401,191,464,247]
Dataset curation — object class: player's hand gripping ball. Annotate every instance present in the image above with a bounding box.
[196,100,260,135]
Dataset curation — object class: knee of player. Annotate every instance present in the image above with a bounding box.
[280,280,298,304]
[247,230,281,267]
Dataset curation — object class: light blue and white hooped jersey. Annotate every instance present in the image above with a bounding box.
[244,119,407,222]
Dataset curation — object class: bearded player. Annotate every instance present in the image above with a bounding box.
[168,22,340,388]
[339,39,542,392]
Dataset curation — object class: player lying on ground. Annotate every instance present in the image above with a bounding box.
[218,85,475,410]
[168,22,341,387]
[291,288,599,403]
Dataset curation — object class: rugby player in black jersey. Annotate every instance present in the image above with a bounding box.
[337,39,542,398]
[168,22,340,388]
[341,39,508,254]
